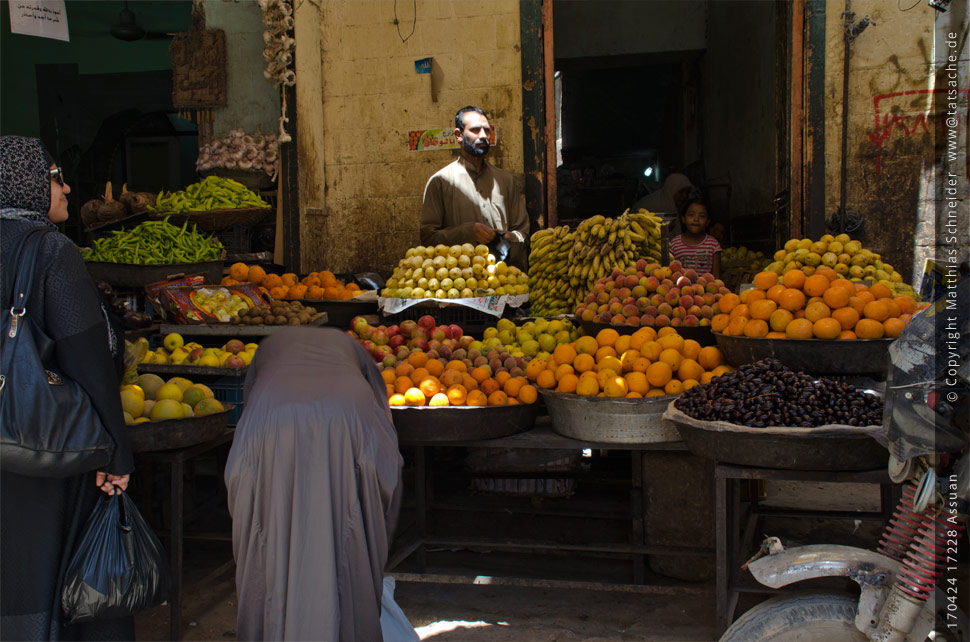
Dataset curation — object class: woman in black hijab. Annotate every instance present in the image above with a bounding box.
[0,136,135,640]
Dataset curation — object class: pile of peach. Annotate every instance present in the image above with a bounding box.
[524,327,733,398]
[712,267,926,340]
[382,351,538,407]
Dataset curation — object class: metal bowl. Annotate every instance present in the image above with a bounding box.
[713,332,894,375]
[391,403,540,442]
[540,388,682,444]
[664,402,888,471]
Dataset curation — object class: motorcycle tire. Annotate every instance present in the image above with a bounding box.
[720,593,867,642]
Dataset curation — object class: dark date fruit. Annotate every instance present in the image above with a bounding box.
[674,358,883,428]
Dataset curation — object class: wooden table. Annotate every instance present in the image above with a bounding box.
[389,417,713,595]
[137,430,235,641]
[714,463,896,634]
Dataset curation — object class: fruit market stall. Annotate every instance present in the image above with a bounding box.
[350,304,728,586]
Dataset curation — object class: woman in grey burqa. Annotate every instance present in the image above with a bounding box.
[225,326,404,641]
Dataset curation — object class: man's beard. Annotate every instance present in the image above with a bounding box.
[462,136,489,158]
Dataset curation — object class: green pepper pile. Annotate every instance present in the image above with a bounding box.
[152,176,269,213]
[82,219,224,264]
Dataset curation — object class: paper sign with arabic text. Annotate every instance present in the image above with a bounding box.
[407,127,497,152]
[9,0,69,42]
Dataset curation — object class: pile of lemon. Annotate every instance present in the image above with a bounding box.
[524,327,734,398]
[765,234,917,298]
[120,374,225,423]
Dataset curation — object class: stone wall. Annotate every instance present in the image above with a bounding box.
[295,0,525,274]
[820,0,965,281]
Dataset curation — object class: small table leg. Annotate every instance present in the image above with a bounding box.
[632,451,645,584]
[170,458,184,642]
[415,446,427,572]
[715,467,729,634]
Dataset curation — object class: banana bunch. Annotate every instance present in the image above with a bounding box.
[528,225,580,316]
[565,209,664,297]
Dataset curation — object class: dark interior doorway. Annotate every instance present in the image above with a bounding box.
[36,64,197,241]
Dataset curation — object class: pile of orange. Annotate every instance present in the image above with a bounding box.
[712,268,927,340]
[381,351,538,407]
[222,263,361,301]
[524,326,733,399]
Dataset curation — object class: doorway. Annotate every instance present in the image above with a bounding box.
[549,0,788,252]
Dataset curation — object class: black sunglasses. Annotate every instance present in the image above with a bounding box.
[50,167,64,186]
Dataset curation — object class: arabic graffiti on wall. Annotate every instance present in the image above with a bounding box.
[867,89,968,174]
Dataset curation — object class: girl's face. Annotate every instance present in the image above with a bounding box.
[683,203,709,235]
[48,164,70,223]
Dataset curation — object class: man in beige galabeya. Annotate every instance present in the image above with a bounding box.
[420,105,530,271]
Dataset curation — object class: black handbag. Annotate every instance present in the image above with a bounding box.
[0,226,114,477]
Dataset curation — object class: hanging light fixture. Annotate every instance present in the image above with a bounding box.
[111,1,146,41]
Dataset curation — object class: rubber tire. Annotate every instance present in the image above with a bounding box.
[719,593,868,642]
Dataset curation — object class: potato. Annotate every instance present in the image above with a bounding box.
[288,316,301,325]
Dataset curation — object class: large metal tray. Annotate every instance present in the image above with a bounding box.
[391,403,540,442]
[577,319,715,346]
[157,314,326,337]
[296,298,379,328]
[713,332,894,375]
[85,260,224,288]
[540,388,682,444]
[126,405,234,452]
[664,403,888,471]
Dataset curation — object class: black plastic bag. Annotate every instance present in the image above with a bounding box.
[61,490,171,623]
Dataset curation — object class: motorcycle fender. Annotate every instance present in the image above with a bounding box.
[747,544,903,589]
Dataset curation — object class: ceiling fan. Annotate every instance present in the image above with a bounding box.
[110,1,172,41]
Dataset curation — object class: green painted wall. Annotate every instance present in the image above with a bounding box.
[0,0,191,137]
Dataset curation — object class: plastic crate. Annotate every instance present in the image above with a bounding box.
[216,224,254,256]
[382,302,524,335]
[207,375,245,426]
[467,448,580,498]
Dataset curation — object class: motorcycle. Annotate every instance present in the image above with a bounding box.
[719,270,969,642]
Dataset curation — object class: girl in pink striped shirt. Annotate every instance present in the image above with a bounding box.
[669,191,721,277]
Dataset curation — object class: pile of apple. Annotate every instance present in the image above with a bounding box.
[349,315,530,375]
[480,317,581,359]
[350,315,469,365]
[574,260,731,328]
[141,333,257,367]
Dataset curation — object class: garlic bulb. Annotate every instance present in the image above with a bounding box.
[196,131,281,178]
[261,0,296,144]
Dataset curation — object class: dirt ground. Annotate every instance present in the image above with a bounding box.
[131,456,885,642]
[134,564,718,642]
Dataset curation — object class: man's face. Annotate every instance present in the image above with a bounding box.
[457,111,491,158]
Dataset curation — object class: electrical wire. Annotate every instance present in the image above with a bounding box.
[825,208,866,235]
[394,0,416,43]
[898,0,922,10]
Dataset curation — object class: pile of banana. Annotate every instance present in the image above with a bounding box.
[528,225,578,316]
[566,209,663,289]
[527,209,665,316]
